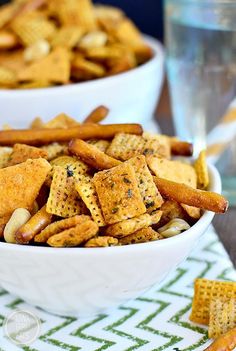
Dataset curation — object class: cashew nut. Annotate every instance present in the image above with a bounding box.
[158,218,190,238]
[4,208,31,244]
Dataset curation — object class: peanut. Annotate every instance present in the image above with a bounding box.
[4,208,31,244]
[158,218,190,238]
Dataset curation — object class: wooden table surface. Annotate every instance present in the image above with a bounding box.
[156,81,236,267]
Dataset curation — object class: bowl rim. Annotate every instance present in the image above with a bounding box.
[0,163,221,255]
[0,35,164,97]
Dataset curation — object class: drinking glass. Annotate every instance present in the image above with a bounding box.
[165,0,236,202]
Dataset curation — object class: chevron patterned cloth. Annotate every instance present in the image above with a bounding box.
[0,225,235,351]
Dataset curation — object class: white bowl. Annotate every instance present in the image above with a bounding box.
[0,164,221,317]
[0,36,164,128]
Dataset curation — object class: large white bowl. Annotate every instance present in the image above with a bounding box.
[0,164,221,317]
[0,36,164,128]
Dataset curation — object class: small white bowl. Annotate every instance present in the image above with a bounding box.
[0,36,164,128]
[0,164,221,317]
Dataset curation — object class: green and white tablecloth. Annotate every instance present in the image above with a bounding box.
[0,225,235,351]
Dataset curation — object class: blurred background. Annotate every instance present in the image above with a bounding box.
[0,0,164,40]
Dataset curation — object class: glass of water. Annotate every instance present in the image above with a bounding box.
[165,0,236,202]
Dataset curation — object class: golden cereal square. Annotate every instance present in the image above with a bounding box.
[119,227,163,245]
[106,133,168,161]
[208,298,236,339]
[0,158,51,217]
[46,166,85,218]
[8,143,48,166]
[93,163,146,224]
[126,155,163,213]
[75,176,105,227]
[147,156,197,188]
[190,279,236,325]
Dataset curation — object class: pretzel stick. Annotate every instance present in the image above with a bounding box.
[204,327,236,351]
[69,139,121,169]
[15,205,53,244]
[83,106,109,124]
[171,141,193,156]
[0,123,143,146]
[153,177,228,214]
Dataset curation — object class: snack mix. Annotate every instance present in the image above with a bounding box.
[0,106,228,248]
[0,0,153,89]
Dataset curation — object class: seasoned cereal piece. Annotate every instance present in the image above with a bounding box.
[190,279,236,325]
[51,26,83,49]
[47,219,98,247]
[50,156,89,181]
[8,143,48,166]
[46,166,86,218]
[195,150,209,190]
[11,12,56,46]
[105,211,162,238]
[126,155,163,213]
[44,113,80,129]
[18,47,70,84]
[75,176,105,226]
[35,215,91,243]
[49,0,97,30]
[106,133,169,161]
[0,158,51,217]
[208,298,236,339]
[119,227,163,245]
[93,163,146,224]
[84,236,118,247]
[41,143,67,161]
[147,156,197,188]
[87,139,110,153]
[30,117,44,129]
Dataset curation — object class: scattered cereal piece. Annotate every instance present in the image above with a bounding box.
[208,298,236,339]
[190,279,236,325]
[93,163,146,224]
[0,158,51,217]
